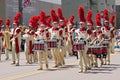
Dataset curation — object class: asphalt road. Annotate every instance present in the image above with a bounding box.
[0,51,120,80]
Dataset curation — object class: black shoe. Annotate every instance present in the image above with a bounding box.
[53,65,58,68]
[5,57,9,60]
[46,64,49,69]
[63,61,65,65]
[11,61,15,65]
[37,68,43,70]
[16,63,19,66]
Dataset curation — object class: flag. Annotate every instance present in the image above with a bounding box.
[23,0,31,8]
[110,5,115,14]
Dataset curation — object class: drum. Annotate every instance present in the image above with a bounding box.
[73,40,85,51]
[87,46,94,54]
[33,40,45,51]
[91,46,102,58]
[101,46,107,53]
[92,46,102,54]
[47,39,58,48]
[102,39,109,48]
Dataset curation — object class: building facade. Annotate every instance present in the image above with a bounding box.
[0,0,61,25]
[0,0,120,28]
[62,0,115,25]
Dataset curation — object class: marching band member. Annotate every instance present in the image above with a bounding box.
[11,12,22,66]
[50,9,62,67]
[58,27,65,65]
[63,19,69,57]
[29,30,36,64]
[3,19,11,60]
[45,27,51,59]
[76,6,89,72]
[23,28,31,63]
[29,16,39,64]
[0,18,3,61]
[67,15,75,56]
[46,17,53,59]
[86,10,94,68]
[33,33,38,62]
[36,11,48,70]
[109,14,115,54]
[90,13,105,67]
[102,9,111,65]
[29,16,39,63]
[57,7,65,65]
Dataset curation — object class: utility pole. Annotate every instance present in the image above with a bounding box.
[105,0,107,8]
[89,0,92,9]
[18,0,23,24]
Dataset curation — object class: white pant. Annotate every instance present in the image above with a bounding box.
[37,51,48,68]
[24,45,29,62]
[0,42,2,60]
[12,42,20,64]
[51,48,62,66]
[5,48,9,59]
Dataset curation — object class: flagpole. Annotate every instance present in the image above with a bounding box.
[18,0,23,24]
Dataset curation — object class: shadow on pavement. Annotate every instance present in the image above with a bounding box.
[84,63,120,74]
[20,64,38,66]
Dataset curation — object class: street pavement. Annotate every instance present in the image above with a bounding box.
[0,51,120,80]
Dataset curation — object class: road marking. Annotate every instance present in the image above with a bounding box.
[0,62,78,80]
[0,70,45,80]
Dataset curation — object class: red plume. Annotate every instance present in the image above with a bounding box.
[6,19,11,26]
[110,14,115,26]
[103,9,109,22]
[50,9,59,23]
[86,10,93,25]
[46,17,52,28]
[0,18,3,25]
[78,6,86,23]
[16,12,21,19]
[96,13,101,21]
[96,13,101,27]
[39,11,46,26]
[69,15,74,25]
[13,12,21,26]
[14,12,21,20]
[29,16,39,29]
[104,8,108,16]
[57,7,64,21]
[64,18,68,26]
